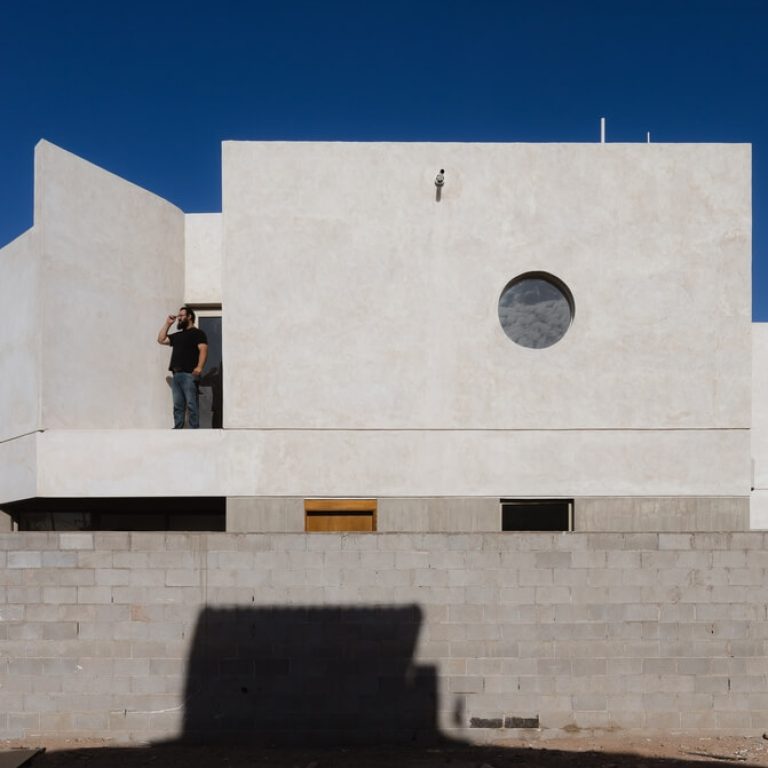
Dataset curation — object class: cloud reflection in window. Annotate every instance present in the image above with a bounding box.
[498,274,573,349]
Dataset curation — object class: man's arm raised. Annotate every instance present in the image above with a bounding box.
[157,315,176,345]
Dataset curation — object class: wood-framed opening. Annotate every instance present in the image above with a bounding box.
[304,499,377,532]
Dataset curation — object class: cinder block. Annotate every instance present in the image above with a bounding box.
[471,640,506,658]
[694,676,731,694]
[713,550,747,568]
[659,534,692,550]
[534,551,571,569]
[553,568,589,587]
[77,586,113,604]
[7,551,42,569]
[0,605,25,623]
[606,586,643,604]
[728,568,764,586]
[340,533,378,551]
[41,551,78,567]
[41,586,77,604]
[681,710,716,729]
[534,586,571,605]
[130,533,167,550]
[95,569,131,587]
[270,534,308,551]
[518,570,552,587]
[59,533,94,550]
[165,570,200,587]
[516,533,555,550]
[745,550,768,567]
[58,569,96,587]
[8,623,44,640]
[730,533,759,550]
[93,532,131,550]
[147,551,197,569]
[108,711,150,732]
[73,713,110,730]
[571,550,607,568]
[129,570,166,587]
[8,712,40,733]
[7,587,42,603]
[78,551,114,568]
[625,604,659,622]
[112,552,147,569]
[693,533,731,550]
[464,586,499,604]
[448,676,484,694]
[448,604,483,623]
[606,550,642,569]
[39,712,74,732]
[42,622,78,640]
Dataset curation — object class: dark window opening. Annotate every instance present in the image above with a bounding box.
[501,499,573,532]
[3,497,225,531]
[194,309,223,429]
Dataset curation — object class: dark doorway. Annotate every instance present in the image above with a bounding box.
[197,313,223,429]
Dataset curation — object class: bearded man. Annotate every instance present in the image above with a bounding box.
[157,306,208,429]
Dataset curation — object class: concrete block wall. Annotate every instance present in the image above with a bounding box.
[2,531,768,743]
[226,496,749,533]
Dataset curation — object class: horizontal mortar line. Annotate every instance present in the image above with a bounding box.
[0,429,43,446]
[214,427,750,433]
[5,427,749,440]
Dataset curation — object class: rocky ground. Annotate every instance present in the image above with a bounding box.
[4,735,768,768]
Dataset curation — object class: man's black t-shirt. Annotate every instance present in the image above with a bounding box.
[168,327,208,372]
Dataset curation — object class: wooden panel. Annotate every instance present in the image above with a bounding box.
[304,499,376,513]
[304,499,377,532]
[305,512,374,532]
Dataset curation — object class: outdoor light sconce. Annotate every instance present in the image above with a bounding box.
[435,168,445,202]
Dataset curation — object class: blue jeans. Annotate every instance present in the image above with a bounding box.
[171,372,199,429]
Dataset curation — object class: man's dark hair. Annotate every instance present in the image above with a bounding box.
[181,305,196,322]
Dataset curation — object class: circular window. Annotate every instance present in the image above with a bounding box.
[498,272,574,349]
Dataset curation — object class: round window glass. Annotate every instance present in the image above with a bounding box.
[498,273,574,349]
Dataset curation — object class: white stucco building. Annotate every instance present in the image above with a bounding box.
[1,139,763,533]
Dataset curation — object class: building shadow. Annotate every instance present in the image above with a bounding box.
[18,605,768,764]
[178,604,452,746]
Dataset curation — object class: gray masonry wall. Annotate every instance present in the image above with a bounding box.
[2,531,768,743]
[226,496,749,533]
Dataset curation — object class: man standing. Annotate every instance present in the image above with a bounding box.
[158,306,208,429]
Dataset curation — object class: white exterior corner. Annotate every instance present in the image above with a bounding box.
[0,139,760,529]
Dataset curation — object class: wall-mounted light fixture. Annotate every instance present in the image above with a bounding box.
[435,168,445,202]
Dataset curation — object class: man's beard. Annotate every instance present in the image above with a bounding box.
[177,318,189,330]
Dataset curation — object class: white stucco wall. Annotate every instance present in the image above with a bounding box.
[0,229,41,442]
[751,323,768,527]
[223,142,751,432]
[34,141,185,429]
[0,434,37,503]
[185,213,222,304]
[0,141,753,505]
[35,427,747,498]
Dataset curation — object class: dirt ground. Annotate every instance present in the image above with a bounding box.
[4,735,768,768]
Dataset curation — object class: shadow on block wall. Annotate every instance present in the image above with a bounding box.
[180,604,459,745]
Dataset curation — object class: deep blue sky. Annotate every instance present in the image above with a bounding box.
[2,0,767,315]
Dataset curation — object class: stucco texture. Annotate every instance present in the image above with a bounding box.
[0,229,41,442]
[222,142,751,432]
[34,141,185,430]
